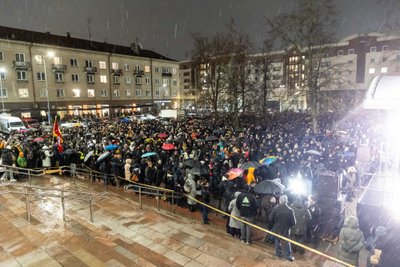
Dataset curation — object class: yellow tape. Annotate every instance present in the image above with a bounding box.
[186,195,354,267]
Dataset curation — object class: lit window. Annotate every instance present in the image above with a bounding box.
[53,57,61,65]
[100,75,107,83]
[369,68,375,74]
[370,46,377,53]
[112,62,119,70]
[99,61,107,69]
[381,67,388,73]
[163,78,169,85]
[72,88,80,97]
[88,89,95,97]
[18,88,29,98]
[144,66,150,72]
[35,55,43,64]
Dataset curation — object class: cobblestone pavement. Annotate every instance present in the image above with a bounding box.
[0,176,341,267]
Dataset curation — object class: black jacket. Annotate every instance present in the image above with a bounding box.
[236,192,258,218]
[269,203,296,237]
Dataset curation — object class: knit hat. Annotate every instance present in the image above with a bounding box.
[279,195,288,205]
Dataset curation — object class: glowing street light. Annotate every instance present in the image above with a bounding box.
[43,51,55,124]
[0,67,5,113]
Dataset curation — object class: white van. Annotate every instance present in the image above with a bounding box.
[0,116,27,133]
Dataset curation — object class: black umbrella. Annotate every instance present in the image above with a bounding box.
[239,161,262,170]
[205,136,218,142]
[96,151,112,163]
[190,165,208,176]
[253,179,285,195]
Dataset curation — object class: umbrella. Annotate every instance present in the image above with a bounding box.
[184,159,198,168]
[64,149,78,155]
[158,133,168,139]
[96,151,112,163]
[190,165,208,176]
[305,150,322,156]
[239,161,262,169]
[141,152,158,158]
[84,151,94,163]
[105,144,119,151]
[162,143,175,150]
[205,136,218,142]
[195,139,205,143]
[259,156,278,166]
[225,168,244,180]
[253,179,285,195]
[33,137,44,143]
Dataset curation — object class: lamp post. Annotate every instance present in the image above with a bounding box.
[0,68,5,113]
[43,51,54,124]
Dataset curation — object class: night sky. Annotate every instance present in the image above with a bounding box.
[0,0,397,60]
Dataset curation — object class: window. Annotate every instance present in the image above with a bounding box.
[35,55,43,64]
[348,49,355,55]
[155,89,160,96]
[321,61,330,67]
[86,74,95,83]
[124,64,130,71]
[112,62,119,70]
[87,89,95,97]
[99,61,107,69]
[37,72,46,81]
[382,45,389,51]
[172,89,177,97]
[100,75,107,83]
[145,77,150,85]
[0,88,8,98]
[155,78,160,85]
[135,89,141,96]
[71,74,79,82]
[17,71,27,80]
[347,70,353,75]
[135,77,142,85]
[126,89,132,97]
[273,66,281,72]
[162,67,170,74]
[70,58,78,67]
[146,90,151,97]
[144,66,150,72]
[0,72,5,80]
[163,78,169,85]
[39,88,47,97]
[369,68,375,74]
[155,67,159,73]
[112,75,120,84]
[125,76,131,84]
[173,79,177,86]
[101,89,108,97]
[381,67,388,73]
[113,89,120,97]
[18,88,29,98]
[57,89,64,98]
[370,58,375,63]
[85,60,93,67]
[337,50,343,56]
[55,73,64,82]
[72,88,80,97]
[134,65,140,72]
[370,46,377,53]
[183,72,190,76]
[0,51,3,61]
[172,68,177,75]
[15,53,25,62]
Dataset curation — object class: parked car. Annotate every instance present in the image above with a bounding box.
[0,115,27,133]
[135,114,157,121]
[60,120,87,128]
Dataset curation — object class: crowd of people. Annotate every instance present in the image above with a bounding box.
[0,110,398,265]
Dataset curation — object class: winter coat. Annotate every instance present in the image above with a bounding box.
[1,149,14,166]
[269,203,296,237]
[228,193,243,229]
[337,216,365,266]
[42,150,53,168]
[184,175,197,205]
[124,159,132,180]
[375,223,400,267]
[236,192,258,218]
[290,199,311,236]
[17,156,28,168]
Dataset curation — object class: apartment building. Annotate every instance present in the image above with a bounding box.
[180,33,400,111]
[0,26,180,119]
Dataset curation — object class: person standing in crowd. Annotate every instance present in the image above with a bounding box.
[184,173,197,212]
[1,145,16,182]
[269,195,296,262]
[337,215,365,267]
[290,198,311,254]
[228,191,243,238]
[236,190,258,244]
[366,226,386,267]
[373,220,400,267]
[307,195,321,247]
[41,145,53,168]
[197,176,210,224]
[124,158,132,181]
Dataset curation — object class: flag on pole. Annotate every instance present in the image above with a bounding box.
[53,116,63,153]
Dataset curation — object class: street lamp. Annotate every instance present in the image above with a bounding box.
[0,68,5,113]
[43,51,54,124]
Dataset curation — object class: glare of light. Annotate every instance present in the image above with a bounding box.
[383,178,400,220]
[288,173,308,196]
[0,67,5,73]
[47,51,55,58]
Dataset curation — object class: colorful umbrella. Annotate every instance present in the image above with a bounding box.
[141,152,158,158]
[158,133,168,139]
[162,143,175,150]
[225,168,244,180]
[259,156,278,166]
[105,144,119,151]
[145,138,155,143]
[32,137,44,143]
[96,151,112,163]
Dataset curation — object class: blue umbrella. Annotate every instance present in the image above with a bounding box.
[105,144,118,151]
[96,151,112,163]
[141,152,158,158]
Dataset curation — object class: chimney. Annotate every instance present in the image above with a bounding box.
[66,32,71,38]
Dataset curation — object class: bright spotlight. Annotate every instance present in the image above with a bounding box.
[288,173,308,196]
[47,51,55,58]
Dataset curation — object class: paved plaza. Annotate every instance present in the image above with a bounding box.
[0,176,338,267]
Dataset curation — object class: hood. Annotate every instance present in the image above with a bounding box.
[344,216,359,229]
[375,226,387,238]
[234,192,241,198]
[126,158,132,164]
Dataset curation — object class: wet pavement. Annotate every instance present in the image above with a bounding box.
[0,175,342,267]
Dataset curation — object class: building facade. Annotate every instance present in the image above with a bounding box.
[0,26,180,119]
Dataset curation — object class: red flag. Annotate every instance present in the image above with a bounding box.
[53,116,63,153]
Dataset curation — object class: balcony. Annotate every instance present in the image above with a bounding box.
[84,66,97,73]
[52,64,67,73]
[111,69,123,75]
[162,72,172,77]
[12,61,31,70]
[133,69,144,76]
